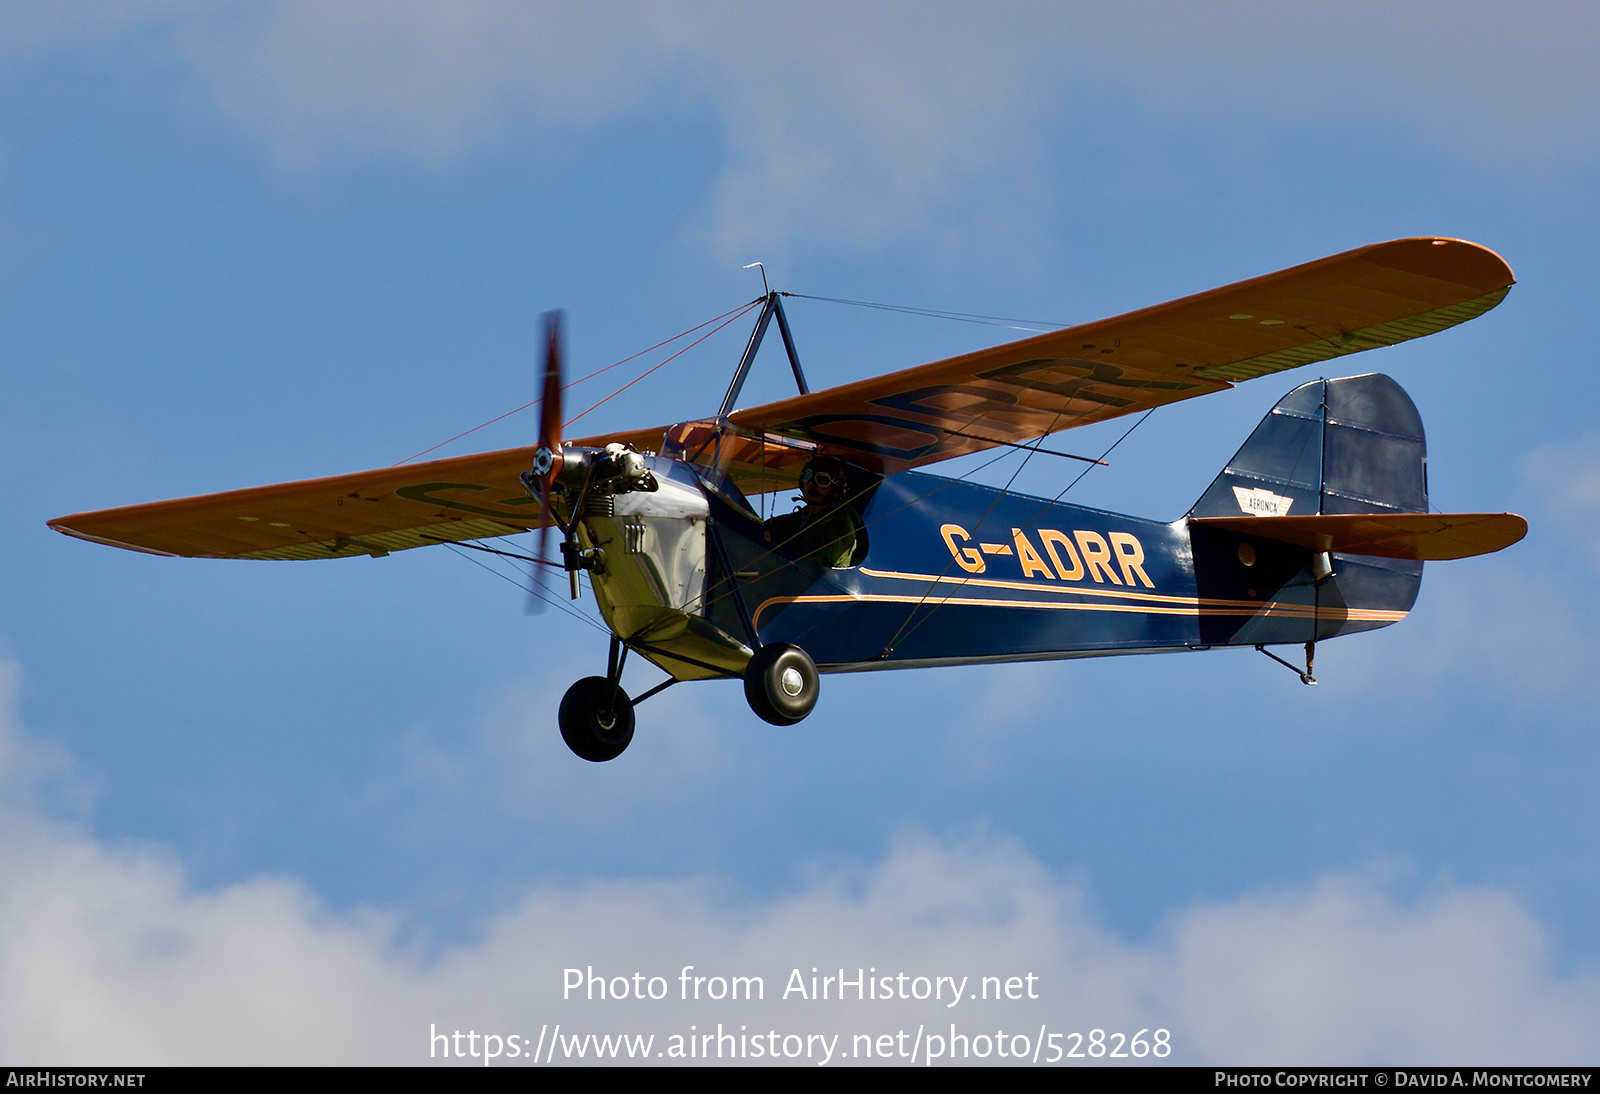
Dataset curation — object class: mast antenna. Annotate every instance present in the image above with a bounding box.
[742,261,770,296]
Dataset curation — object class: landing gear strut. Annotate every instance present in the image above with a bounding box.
[559,638,635,761]
[561,637,819,757]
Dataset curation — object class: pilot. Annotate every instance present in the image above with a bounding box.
[765,455,863,568]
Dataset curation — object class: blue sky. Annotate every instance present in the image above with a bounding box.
[2,2,1599,1065]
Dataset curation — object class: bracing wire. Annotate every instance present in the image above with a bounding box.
[443,540,610,634]
[418,287,1159,651]
[780,292,1070,333]
[393,299,764,466]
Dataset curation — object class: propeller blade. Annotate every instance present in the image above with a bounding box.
[525,487,553,615]
[526,310,565,615]
[540,310,563,455]
[524,535,550,614]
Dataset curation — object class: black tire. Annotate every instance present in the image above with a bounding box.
[743,644,819,726]
[559,676,635,762]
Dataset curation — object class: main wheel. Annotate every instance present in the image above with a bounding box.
[743,644,819,726]
[559,676,635,762]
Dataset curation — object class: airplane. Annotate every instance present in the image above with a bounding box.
[49,237,1527,762]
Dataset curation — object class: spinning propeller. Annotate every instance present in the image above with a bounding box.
[526,311,565,613]
[521,310,659,613]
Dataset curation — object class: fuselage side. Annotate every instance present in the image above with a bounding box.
[722,470,1419,672]
[581,458,1420,680]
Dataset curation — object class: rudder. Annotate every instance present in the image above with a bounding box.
[1189,373,1427,519]
[1188,374,1426,647]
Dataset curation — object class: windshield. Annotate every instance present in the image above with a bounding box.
[660,419,816,515]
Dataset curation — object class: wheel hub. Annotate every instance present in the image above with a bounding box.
[780,666,804,696]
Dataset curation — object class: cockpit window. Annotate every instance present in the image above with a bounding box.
[660,419,814,517]
[689,461,756,515]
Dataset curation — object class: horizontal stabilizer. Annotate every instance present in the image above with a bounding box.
[1189,512,1527,561]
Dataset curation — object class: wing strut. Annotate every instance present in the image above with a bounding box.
[718,291,810,417]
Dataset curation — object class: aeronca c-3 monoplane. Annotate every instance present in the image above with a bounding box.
[51,238,1527,761]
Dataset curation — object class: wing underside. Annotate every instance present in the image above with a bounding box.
[49,238,1514,561]
[49,426,664,560]
[729,237,1513,474]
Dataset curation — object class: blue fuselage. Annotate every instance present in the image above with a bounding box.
[708,470,1418,672]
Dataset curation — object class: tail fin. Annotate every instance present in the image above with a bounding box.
[1189,373,1427,520]
[1187,373,1427,648]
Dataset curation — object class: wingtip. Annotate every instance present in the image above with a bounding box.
[47,518,182,557]
[1367,236,1516,291]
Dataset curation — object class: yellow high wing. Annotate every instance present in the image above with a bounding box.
[725,237,1513,474]
[49,237,1513,561]
[49,426,665,560]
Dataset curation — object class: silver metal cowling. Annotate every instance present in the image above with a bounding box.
[579,457,751,680]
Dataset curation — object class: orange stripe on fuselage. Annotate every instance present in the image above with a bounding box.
[750,577,1406,630]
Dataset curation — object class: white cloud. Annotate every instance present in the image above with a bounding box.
[182,2,669,164]
[364,656,735,836]
[1164,873,1600,1063]
[8,2,1600,252]
[0,660,1594,1065]
[170,2,1052,252]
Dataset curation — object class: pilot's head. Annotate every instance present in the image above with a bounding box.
[799,455,848,505]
